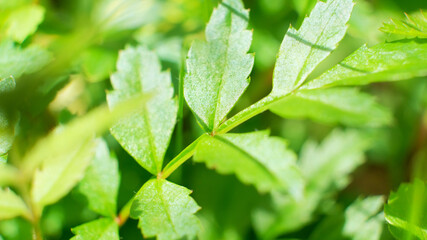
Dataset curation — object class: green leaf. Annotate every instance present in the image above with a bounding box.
[194,131,304,198]
[107,46,177,175]
[0,77,17,155]
[0,40,51,80]
[343,196,384,240]
[0,188,29,220]
[270,88,392,127]
[384,179,427,240]
[130,179,200,240]
[71,218,119,240]
[271,0,353,96]
[31,137,96,209]
[5,5,45,43]
[78,139,120,217]
[253,129,368,238]
[0,164,18,187]
[184,0,254,131]
[92,0,161,33]
[305,41,427,89]
[309,196,384,240]
[380,11,427,38]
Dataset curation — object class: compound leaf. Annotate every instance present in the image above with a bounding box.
[270,88,391,127]
[184,0,254,131]
[384,179,427,240]
[31,137,96,209]
[0,40,51,80]
[0,188,29,220]
[107,46,177,175]
[194,131,303,198]
[130,179,200,240]
[253,129,369,238]
[5,5,45,43]
[380,11,427,38]
[78,139,120,217]
[271,0,353,96]
[71,218,119,240]
[305,41,427,89]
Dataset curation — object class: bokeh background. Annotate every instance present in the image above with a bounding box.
[1,0,427,239]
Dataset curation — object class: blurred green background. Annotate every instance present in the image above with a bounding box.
[0,0,426,239]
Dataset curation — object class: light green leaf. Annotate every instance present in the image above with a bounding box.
[309,196,384,240]
[0,188,29,220]
[305,41,427,89]
[270,88,392,127]
[6,5,45,43]
[384,179,427,240]
[31,137,96,209]
[79,139,120,217]
[92,0,161,33]
[380,11,427,38]
[194,131,303,198]
[184,0,254,131]
[253,129,368,238]
[0,164,18,187]
[71,218,119,240]
[107,46,177,175]
[0,40,51,80]
[271,0,353,96]
[0,77,17,155]
[343,196,384,240]
[130,179,200,240]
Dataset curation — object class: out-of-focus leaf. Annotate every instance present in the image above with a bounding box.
[31,136,96,209]
[0,188,29,220]
[194,131,303,198]
[0,217,32,240]
[107,46,177,175]
[305,41,427,89]
[253,130,368,238]
[0,77,16,155]
[79,139,120,217]
[309,196,384,240]
[92,0,161,33]
[5,5,45,43]
[71,218,119,240]
[270,88,391,127]
[81,48,117,82]
[380,11,427,38]
[271,0,353,96]
[130,179,200,240]
[0,164,18,186]
[384,179,427,240]
[184,0,254,131]
[0,40,51,80]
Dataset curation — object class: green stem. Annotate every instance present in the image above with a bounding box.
[215,95,279,134]
[116,197,134,227]
[161,135,207,179]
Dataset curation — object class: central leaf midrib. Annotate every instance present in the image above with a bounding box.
[211,9,234,129]
[293,1,341,89]
[155,180,179,236]
[134,58,160,174]
[214,135,280,187]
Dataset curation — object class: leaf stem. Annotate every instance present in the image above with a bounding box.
[215,95,279,134]
[160,134,207,179]
[116,197,134,227]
